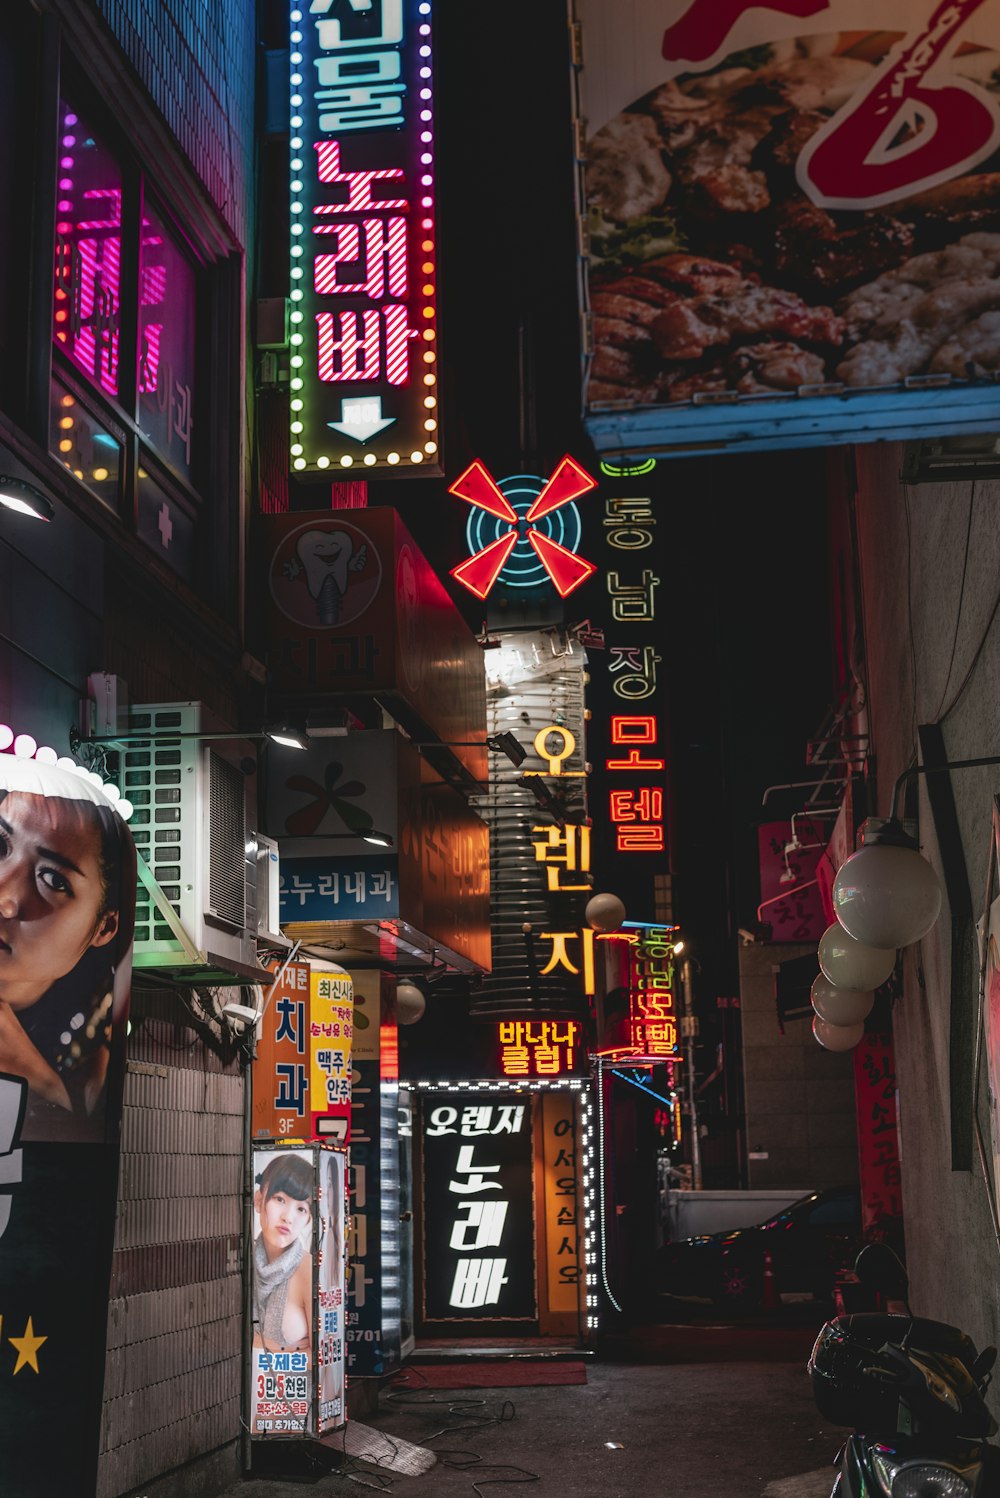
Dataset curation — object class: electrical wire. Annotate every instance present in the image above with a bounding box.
[929,479,976,722]
[937,556,1000,725]
[378,1371,541,1495]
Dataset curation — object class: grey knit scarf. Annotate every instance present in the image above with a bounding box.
[253,1232,306,1345]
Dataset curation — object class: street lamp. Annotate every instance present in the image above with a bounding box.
[0,476,54,522]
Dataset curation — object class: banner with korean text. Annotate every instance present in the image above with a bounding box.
[420,1093,536,1326]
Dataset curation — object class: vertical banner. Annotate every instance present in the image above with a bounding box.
[291,0,441,474]
[346,971,401,1375]
[251,1144,317,1437]
[317,1148,347,1433]
[0,753,136,1496]
[309,968,354,1143]
[853,1032,903,1238]
[540,1092,581,1316]
[421,1092,536,1325]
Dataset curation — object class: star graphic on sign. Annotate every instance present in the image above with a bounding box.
[9,1316,46,1374]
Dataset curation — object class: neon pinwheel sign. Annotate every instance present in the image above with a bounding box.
[449,455,598,600]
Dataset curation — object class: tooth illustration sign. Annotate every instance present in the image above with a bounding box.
[270,519,383,631]
[797,0,1000,209]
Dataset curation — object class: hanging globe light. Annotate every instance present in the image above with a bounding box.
[396,981,426,1026]
[813,1016,865,1052]
[585,892,626,933]
[811,973,875,1028]
[832,819,941,950]
[818,923,896,991]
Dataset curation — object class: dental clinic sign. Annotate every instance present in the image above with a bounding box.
[290,0,440,475]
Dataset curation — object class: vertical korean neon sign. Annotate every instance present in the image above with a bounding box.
[290,0,440,476]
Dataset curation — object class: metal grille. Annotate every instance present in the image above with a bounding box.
[126,705,198,947]
[471,632,590,1020]
[208,751,245,928]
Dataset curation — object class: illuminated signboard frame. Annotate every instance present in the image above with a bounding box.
[414,1078,600,1330]
[290,0,440,475]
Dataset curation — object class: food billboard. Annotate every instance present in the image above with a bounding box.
[576,0,1000,455]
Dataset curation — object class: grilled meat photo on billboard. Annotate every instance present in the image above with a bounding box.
[581,4,1000,410]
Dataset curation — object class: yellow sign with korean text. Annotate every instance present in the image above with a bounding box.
[309,970,354,1144]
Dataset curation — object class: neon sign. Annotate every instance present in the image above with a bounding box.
[497,1021,583,1077]
[450,456,597,599]
[290,0,439,475]
[596,924,679,1061]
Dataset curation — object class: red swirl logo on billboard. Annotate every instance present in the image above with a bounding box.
[449,455,598,600]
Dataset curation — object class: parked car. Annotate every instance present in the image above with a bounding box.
[658,1185,863,1311]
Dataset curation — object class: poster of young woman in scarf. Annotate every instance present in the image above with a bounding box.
[251,1146,319,1436]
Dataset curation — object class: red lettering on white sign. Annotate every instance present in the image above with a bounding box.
[662,0,829,64]
[798,0,1000,208]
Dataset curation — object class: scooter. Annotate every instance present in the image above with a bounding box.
[809,1243,1000,1497]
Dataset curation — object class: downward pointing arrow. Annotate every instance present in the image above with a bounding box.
[327,396,396,442]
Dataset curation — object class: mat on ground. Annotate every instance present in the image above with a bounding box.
[396,1360,588,1389]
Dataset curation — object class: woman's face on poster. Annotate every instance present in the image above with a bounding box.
[0,790,119,1006]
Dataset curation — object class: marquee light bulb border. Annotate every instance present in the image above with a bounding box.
[412,1078,599,1328]
[449,455,598,599]
[0,723,135,820]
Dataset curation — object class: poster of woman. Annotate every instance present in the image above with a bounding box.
[0,752,136,1143]
[251,1146,317,1437]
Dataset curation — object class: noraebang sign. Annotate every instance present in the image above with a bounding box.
[576,0,1000,456]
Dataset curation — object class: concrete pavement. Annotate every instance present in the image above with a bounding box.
[224,1357,845,1498]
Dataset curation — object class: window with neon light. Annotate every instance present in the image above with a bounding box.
[53,100,122,396]
[138,201,197,483]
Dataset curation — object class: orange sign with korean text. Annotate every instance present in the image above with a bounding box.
[541,1092,581,1315]
[253,960,313,1139]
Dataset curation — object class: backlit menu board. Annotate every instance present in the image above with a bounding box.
[290,0,440,475]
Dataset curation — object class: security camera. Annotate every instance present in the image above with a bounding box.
[738,928,758,946]
[221,1001,261,1031]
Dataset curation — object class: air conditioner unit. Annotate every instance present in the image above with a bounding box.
[123,702,269,984]
[252,832,288,946]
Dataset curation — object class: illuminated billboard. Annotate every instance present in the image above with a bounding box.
[290,0,439,474]
[575,1,1000,457]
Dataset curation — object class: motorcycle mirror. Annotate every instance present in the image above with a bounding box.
[854,1243,909,1299]
[972,1346,998,1381]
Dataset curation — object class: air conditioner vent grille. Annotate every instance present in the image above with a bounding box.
[209,751,246,929]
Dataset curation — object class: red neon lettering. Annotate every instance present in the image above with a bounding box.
[606,749,665,773]
[798,0,1000,209]
[616,826,665,853]
[382,303,415,385]
[662,0,828,64]
[314,219,408,298]
[314,223,363,291]
[314,140,407,212]
[316,309,380,381]
[611,715,657,745]
[610,788,664,824]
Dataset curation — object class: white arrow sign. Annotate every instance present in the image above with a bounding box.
[327,396,396,442]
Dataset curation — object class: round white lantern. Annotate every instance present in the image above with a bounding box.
[812,1016,865,1052]
[833,836,941,950]
[396,981,426,1026]
[818,923,896,990]
[811,973,874,1027]
[585,892,626,933]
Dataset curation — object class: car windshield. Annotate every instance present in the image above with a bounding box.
[759,1190,857,1232]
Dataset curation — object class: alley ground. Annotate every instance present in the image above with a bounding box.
[207,1319,847,1498]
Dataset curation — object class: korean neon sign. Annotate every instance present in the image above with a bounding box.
[450,456,597,598]
[596,924,680,1061]
[498,1021,583,1078]
[290,0,439,475]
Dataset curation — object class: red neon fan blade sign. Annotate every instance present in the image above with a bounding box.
[449,454,596,599]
